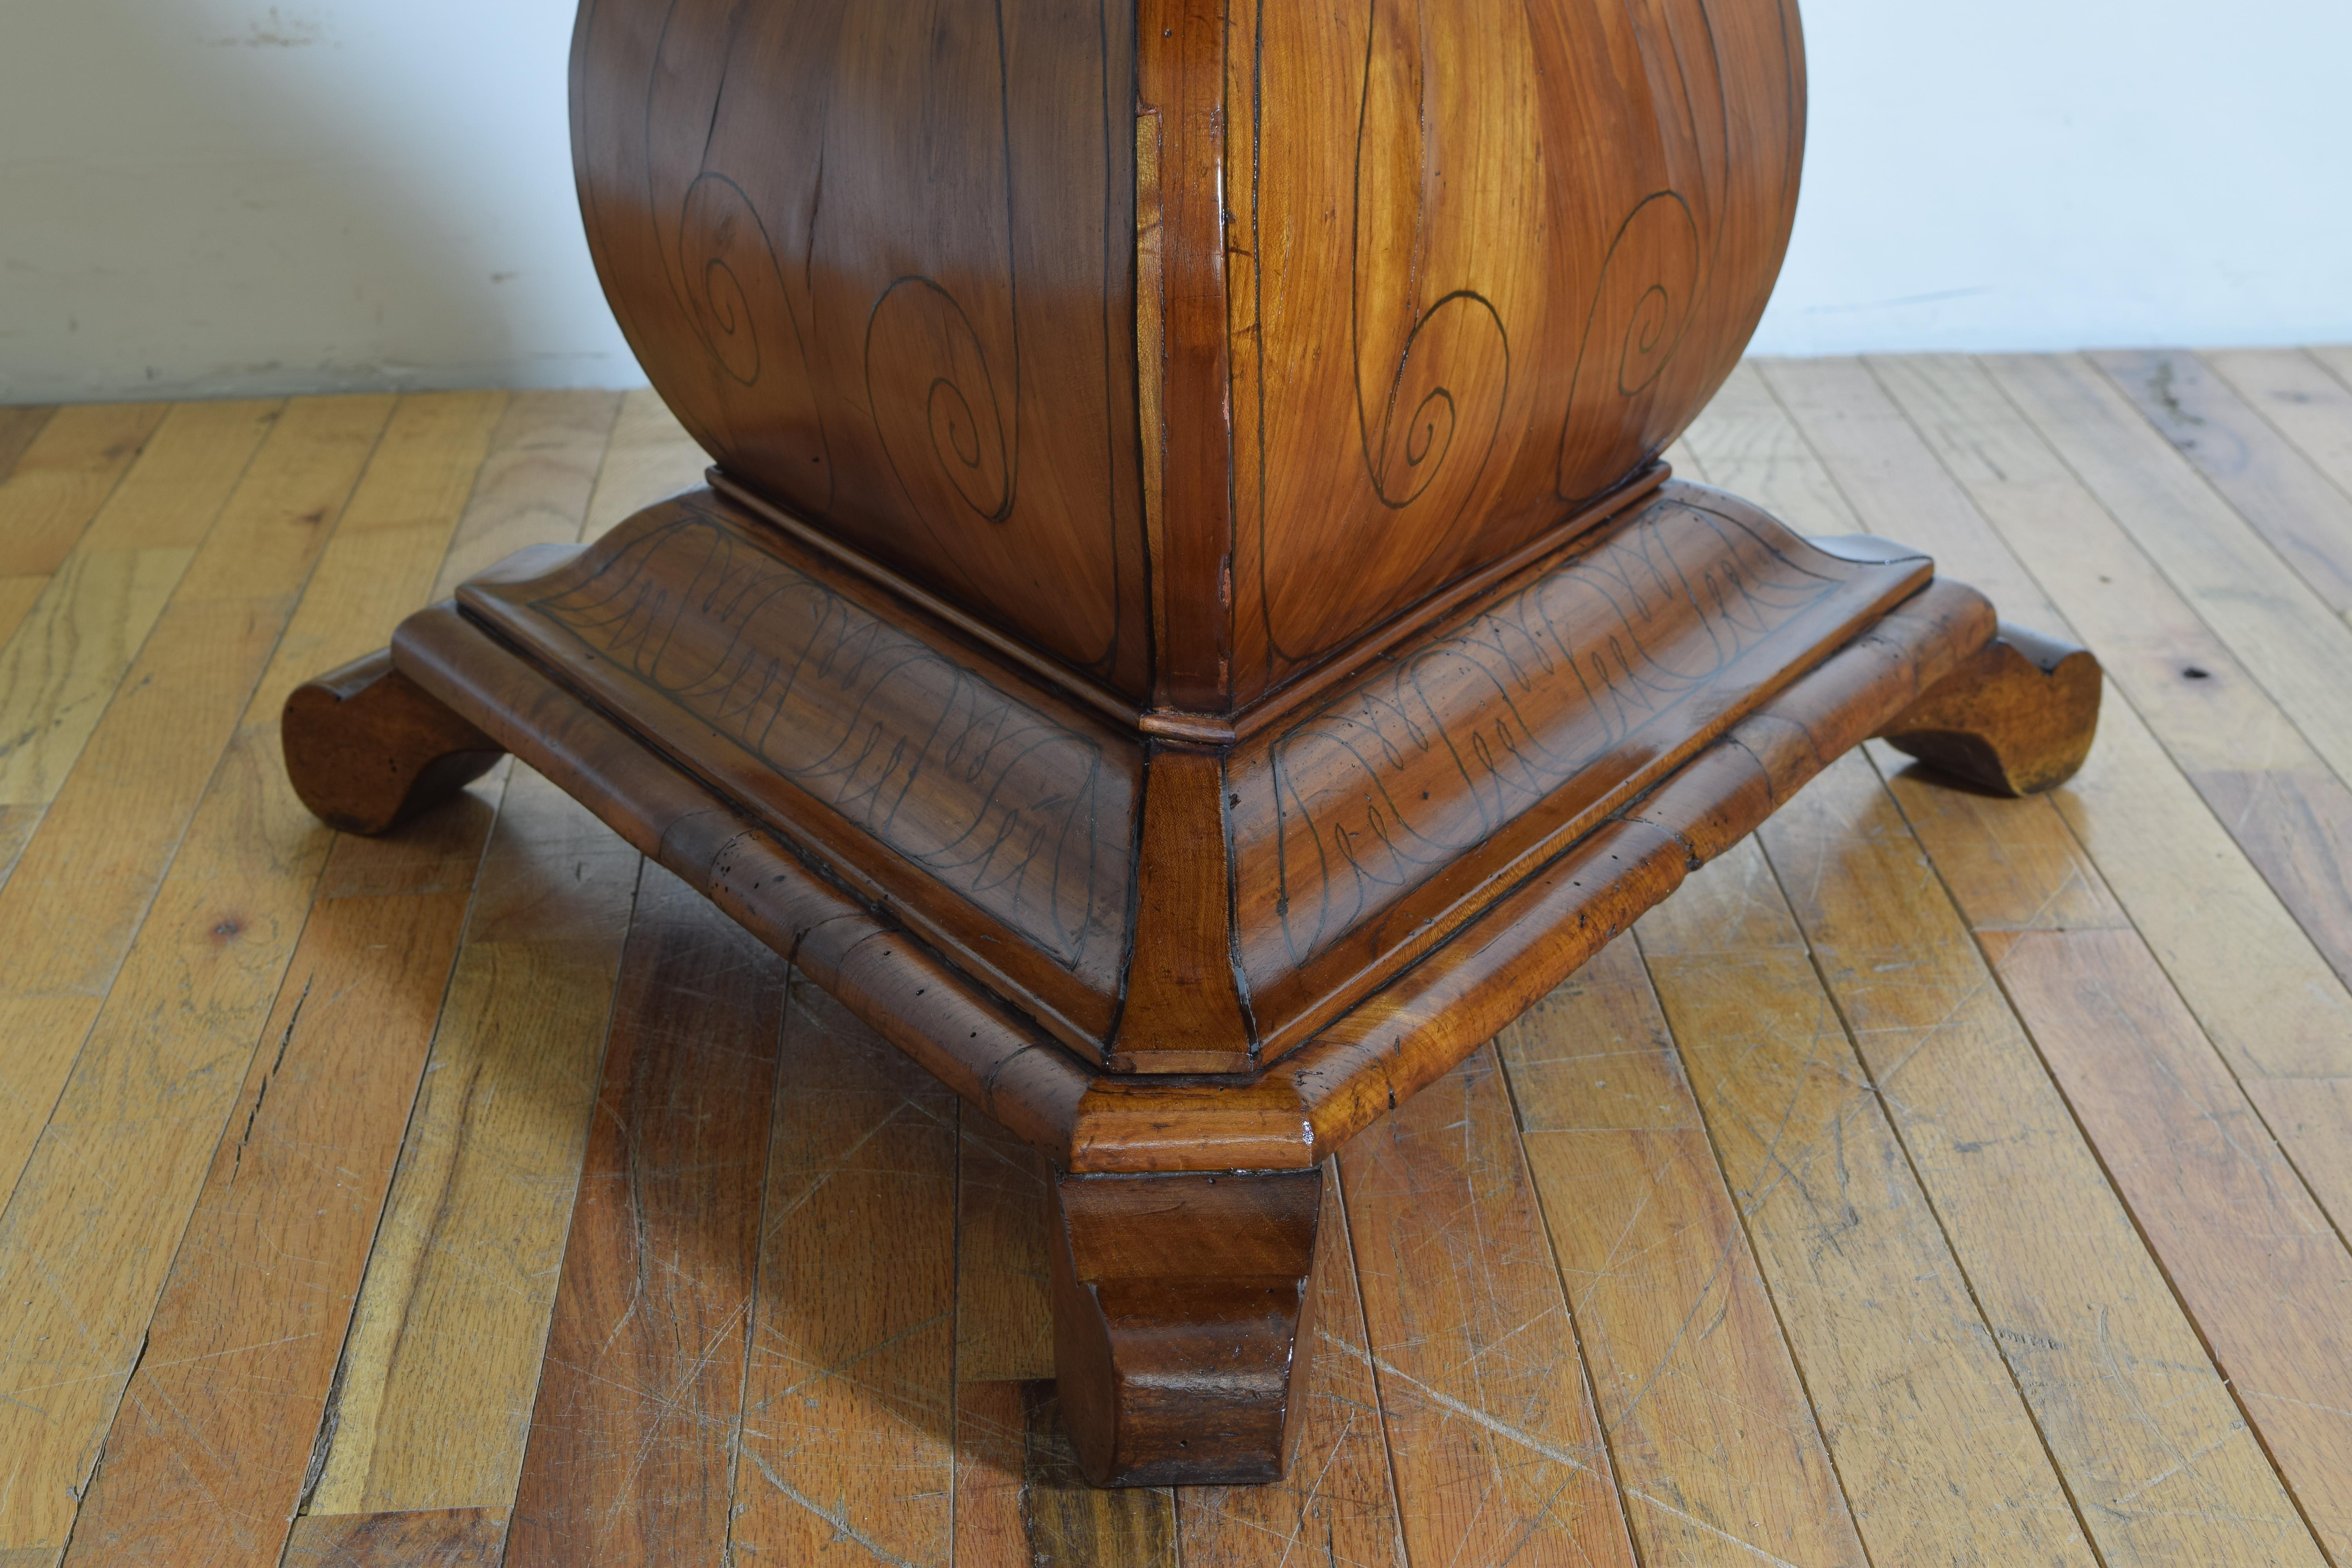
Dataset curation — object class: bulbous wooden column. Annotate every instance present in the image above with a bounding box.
[283,0,2100,1486]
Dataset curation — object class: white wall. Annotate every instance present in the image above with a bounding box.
[1755,0,2352,356]
[2,0,2347,401]
[0,0,636,400]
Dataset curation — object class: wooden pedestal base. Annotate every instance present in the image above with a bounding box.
[283,478,2100,1486]
[1051,1170,1325,1486]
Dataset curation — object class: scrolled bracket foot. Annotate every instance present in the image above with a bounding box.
[282,648,507,835]
[1875,622,2102,797]
[1049,1166,1325,1488]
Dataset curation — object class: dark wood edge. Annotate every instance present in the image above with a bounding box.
[1873,620,2103,796]
[1236,490,1938,1065]
[387,575,1994,1174]
[1050,1167,1323,1486]
[282,648,506,836]
[392,605,1097,1154]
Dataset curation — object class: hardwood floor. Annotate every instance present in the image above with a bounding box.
[1,353,2348,1566]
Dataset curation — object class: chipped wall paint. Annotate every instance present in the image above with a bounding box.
[0,0,2347,401]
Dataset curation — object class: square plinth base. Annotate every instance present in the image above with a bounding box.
[281,479,2099,1485]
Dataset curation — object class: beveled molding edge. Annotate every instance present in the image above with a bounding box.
[708,461,1671,745]
[391,572,1995,1175]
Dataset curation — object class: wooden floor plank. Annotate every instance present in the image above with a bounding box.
[1675,361,1869,538]
[0,394,398,1003]
[1637,840,2102,1568]
[1174,1175,1409,1568]
[0,395,452,1229]
[2202,348,2352,515]
[953,1381,1178,1568]
[0,400,280,809]
[8,360,2351,1559]
[582,388,710,541]
[0,398,405,1561]
[1748,358,2065,616]
[0,403,163,658]
[0,400,278,888]
[2094,348,2352,616]
[727,980,958,1568]
[0,807,39,892]
[1986,928,2352,1561]
[281,1509,508,1567]
[1758,752,2327,1565]
[1873,352,2352,998]
[2311,345,2352,406]
[2242,1078,2352,1258]
[0,407,56,485]
[503,864,786,1568]
[0,729,343,1557]
[308,768,641,1515]
[1760,355,2352,1078]
[1501,938,1869,1568]
[249,391,507,724]
[0,583,45,692]
[1339,1046,1637,1568]
[0,403,170,580]
[426,391,622,601]
[2038,708,2352,1081]
[954,1109,1056,1387]
[58,814,492,1568]
[1847,695,2352,1559]
[305,392,642,1520]
[1986,352,2352,789]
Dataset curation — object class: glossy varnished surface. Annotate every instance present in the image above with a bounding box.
[1227,483,1924,1052]
[432,477,1929,1068]
[457,494,1139,1052]
[573,0,1805,717]
[572,0,1150,693]
[11,353,2352,1558]
[1226,0,1806,701]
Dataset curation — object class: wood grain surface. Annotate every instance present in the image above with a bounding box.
[1225,0,1803,702]
[438,475,1945,1078]
[307,768,641,1515]
[503,865,784,1568]
[63,827,486,1568]
[1638,840,2103,1568]
[726,980,959,1567]
[1173,1176,1410,1568]
[1869,351,2352,992]
[571,0,1803,719]
[2205,347,2352,505]
[1987,929,2352,1561]
[281,1510,508,1568]
[8,359,2352,1559]
[1339,1047,1636,1568]
[1760,356,2352,1073]
[1759,753,2321,1564]
[1989,353,2352,784]
[2095,348,2352,615]
[0,397,398,1558]
[572,0,1151,696]
[1501,936,1869,1568]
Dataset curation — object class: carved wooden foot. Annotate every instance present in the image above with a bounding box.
[282,649,507,835]
[1875,623,2102,797]
[1049,1167,1324,1487]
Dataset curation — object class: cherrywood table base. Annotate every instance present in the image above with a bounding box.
[284,0,2108,1487]
[285,477,2098,1487]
